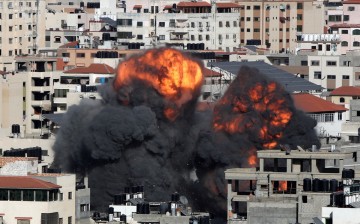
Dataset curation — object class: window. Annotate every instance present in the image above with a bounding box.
[59,218,63,224]
[60,193,63,201]
[76,53,85,58]
[254,28,260,32]
[137,21,143,27]
[246,28,250,32]
[206,35,210,41]
[159,22,165,27]
[233,21,237,27]
[348,6,355,11]
[297,14,302,20]
[158,35,165,40]
[17,220,30,224]
[314,71,322,79]
[341,41,348,46]
[144,8,149,13]
[297,3,303,9]
[137,35,143,40]
[117,19,132,26]
[342,30,348,34]
[68,217,72,224]
[117,32,132,39]
[328,15,342,22]
[327,75,336,79]
[0,190,8,200]
[266,17,270,22]
[55,89,69,98]
[326,44,331,51]
[246,6,250,9]
[311,60,320,66]
[9,14,13,19]
[68,192,72,200]
[301,60,308,66]
[9,26,13,32]
[309,113,334,122]
[254,5,261,10]
[302,195,307,203]
[327,61,337,66]
[35,190,47,201]
[254,17,260,22]
[219,21,223,27]
[9,50,13,56]
[246,17,251,21]
[199,35,203,41]
[226,21,230,27]
[339,98,345,103]
[343,75,350,80]
[9,38,13,44]
[344,15,349,21]
[9,190,21,201]
[297,25,302,32]
[354,41,360,47]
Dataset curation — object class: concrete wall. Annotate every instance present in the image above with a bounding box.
[247,201,297,224]
[0,160,38,176]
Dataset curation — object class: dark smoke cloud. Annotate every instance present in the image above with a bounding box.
[52,48,320,222]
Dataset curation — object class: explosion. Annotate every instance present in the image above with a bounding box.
[113,48,203,121]
[213,69,293,149]
[52,48,320,222]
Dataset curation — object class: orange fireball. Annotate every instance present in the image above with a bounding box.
[213,66,293,149]
[113,48,203,121]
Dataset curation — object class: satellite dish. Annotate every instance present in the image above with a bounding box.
[179,196,188,205]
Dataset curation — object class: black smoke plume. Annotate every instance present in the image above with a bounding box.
[52,48,320,222]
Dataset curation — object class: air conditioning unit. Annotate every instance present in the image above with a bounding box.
[316,4,321,8]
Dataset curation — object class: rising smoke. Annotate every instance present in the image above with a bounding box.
[53,48,319,221]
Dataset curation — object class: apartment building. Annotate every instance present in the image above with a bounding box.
[53,63,115,113]
[0,0,46,71]
[233,0,325,54]
[117,2,241,51]
[307,54,360,91]
[293,93,347,138]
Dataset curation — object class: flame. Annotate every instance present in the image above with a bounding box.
[278,181,287,191]
[248,154,257,167]
[113,48,203,121]
[213,78,293,149]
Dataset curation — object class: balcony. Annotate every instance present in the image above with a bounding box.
[31,100,51,107]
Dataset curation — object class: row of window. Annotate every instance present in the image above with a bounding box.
[0,189,72,202]
[313,72,349,80]
[0,24,34,32]
[309,113,341,123]
[0,49,33,57]
[341,41,360,47]
[243,3,302,10]
[340,29,360,35]
[0,1,36,8]
[305,60,337,66]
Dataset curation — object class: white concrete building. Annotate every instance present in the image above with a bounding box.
[293,93,347,138]
[117,2,241,51]
[0,174,75,224]
[307,55,360,91]
[0,0,47,71]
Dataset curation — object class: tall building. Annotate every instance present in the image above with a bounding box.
[233,0,325,54]
[0,0,46,71]
[116,1,241,51]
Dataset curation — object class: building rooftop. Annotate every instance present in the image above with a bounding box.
[210,61,322,92]
[330,86,360,96]
[216,3,241,8]
[64,63,115,74]
[0,176,61,189]
[330,23,360,28]
[343,0,360,4]
[276,65,309,76]
[177,2,211,7]
[292,93,347,113]
[0,157,38,167]
[203,68,222,77]
[59,41,79,49]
